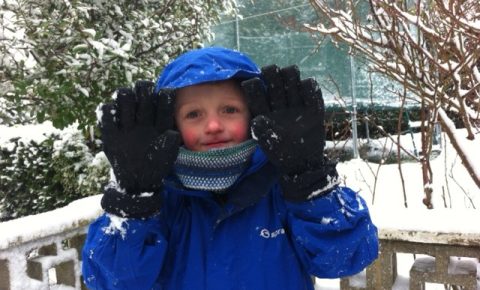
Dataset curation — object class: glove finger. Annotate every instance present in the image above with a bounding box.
[299,79,326,155]
[140,130,181,190]
[150,130,181,174]
[161,129,181,163]
[251,115,282,151]
[135,80,155,126]
[99,103,124,180]
[261,64,287,111]
[116,87,137,130]
[155,89,176,133]
[280,65,303,107]
[300,78,324,115]
[251,115,289,170]
[99,103,117,133]
[241,77,270,117]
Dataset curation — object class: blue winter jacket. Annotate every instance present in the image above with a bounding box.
[82,147,378,290]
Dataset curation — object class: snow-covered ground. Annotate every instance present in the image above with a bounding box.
[316,127,480,289]
[1,122,479,289]
[338,128,479,210]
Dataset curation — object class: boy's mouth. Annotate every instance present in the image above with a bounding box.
[204,140,231,149]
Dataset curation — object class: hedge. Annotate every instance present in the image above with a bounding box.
[0,125,110,221]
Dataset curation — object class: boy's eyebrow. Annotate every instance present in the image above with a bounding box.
[175,103,196,111]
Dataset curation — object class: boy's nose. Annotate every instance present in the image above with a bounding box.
[205,115,223,133]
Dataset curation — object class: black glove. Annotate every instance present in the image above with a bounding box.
[241,65,338,202]
[99,80,181,218]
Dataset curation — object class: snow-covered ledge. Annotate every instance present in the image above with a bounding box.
[341,208,480,290]
[0,195,102,290]
[372,208,480,246]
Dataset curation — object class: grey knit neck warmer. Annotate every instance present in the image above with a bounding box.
[174,139,257,193]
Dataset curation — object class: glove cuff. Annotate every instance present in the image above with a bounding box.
[280,158,340,202]
[101,183,163,219]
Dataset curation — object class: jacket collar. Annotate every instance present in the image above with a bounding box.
[164,147,279,220]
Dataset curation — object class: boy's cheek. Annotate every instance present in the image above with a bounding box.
[180,129,198,150]
[233,121,250,142]
[235,129,249,142]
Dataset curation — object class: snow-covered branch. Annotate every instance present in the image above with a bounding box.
[307,0,480,197]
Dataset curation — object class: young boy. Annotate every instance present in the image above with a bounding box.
[82,47,378,290]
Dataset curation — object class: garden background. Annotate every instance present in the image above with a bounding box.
[1,0,479,289]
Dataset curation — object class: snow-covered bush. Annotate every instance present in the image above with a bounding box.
[1,0,237,128]
[0,125,110,221]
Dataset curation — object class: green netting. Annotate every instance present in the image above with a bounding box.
[207,0,401,104]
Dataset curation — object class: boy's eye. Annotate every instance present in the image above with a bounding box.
[223,106,239,114]
[185,111,200,119]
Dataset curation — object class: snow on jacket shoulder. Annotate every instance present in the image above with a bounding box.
[82,148,379,290]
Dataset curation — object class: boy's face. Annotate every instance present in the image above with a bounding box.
[175,80,250,152]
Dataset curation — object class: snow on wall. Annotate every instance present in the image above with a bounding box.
[2,191,479,251]
[370,207,480,246]
[0,195,102,250]
[0,195,102,289]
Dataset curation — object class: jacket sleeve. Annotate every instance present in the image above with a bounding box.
[284,186,378,278]
[81,212,169,290]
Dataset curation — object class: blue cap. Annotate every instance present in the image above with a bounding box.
[154,47,261,92]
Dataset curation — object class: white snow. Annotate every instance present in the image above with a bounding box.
[0,121,61,146]
[0,194,102,250]
[81,29,96,38]
[102,214,128,239]
[307,175,341,199]
[95,103,104,124]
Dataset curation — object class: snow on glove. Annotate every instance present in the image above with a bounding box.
[98,80,181,218]
[241,64,339,202]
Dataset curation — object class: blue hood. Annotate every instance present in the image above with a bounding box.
[154,47,261,92]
